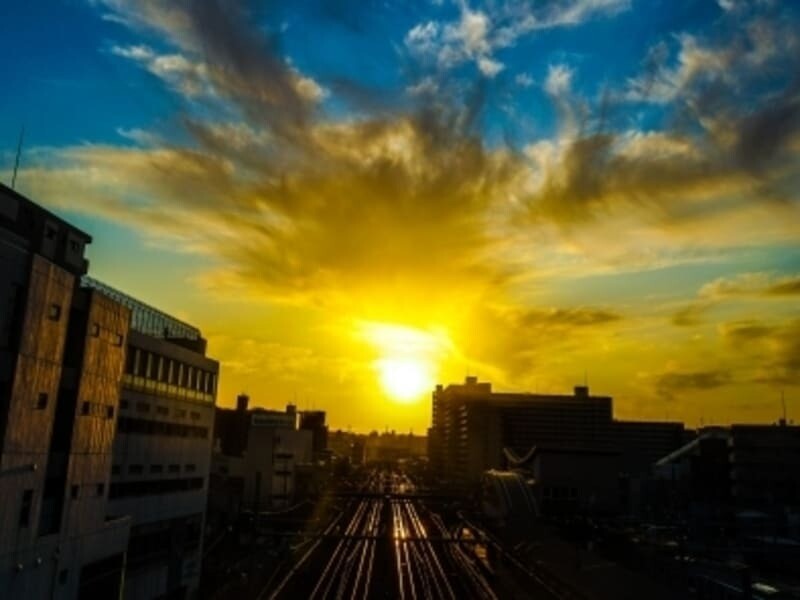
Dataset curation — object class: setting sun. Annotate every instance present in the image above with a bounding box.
[377,357,432,403]
[358,321,449,404]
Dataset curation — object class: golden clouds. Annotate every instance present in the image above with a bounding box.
[17,0,800,427]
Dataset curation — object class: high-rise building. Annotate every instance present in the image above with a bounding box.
[0,183,131,598]
[82,277,219,600]
[429,376,684,487]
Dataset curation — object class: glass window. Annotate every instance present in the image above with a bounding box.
[135,350,148,377]
[125,348,136,375]
[36,392,48,410]
[145,352,154,379]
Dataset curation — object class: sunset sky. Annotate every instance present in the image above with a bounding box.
[1,0,799,432]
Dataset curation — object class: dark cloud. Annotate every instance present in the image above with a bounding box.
[518,307,622,328]
[672,273,800,326]
[672,301,712,327]
[525,15,800,226]
[721,319,800,385]
[656,369,732,399]
[765,277,800,296]
[720,320,775,342]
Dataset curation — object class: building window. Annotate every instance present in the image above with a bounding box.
[71,485,79,499]
[19,490,33,527]
[111,465,121,475]
[120,399,129,410]
[163,359,173,383]
[45,225,58,240]
[90,323,100,337]
[168,464,180,474]
[150,464,163,474]
[106,405,115,419]
[114,333,124,347]
[97,483,105,497]
[136,402,149,413]
[156,406,168,416]
[47,304,61,321]
[185,464,196,473]
[36,392,48,410]
[129,465,143,475]
[125,348,136,375]
[135,350,148,377]
[172,362,182,386]
[81,401,90,416]
[190,411,200,421]
[175,409,186,419]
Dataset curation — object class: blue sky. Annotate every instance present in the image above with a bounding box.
[1,0,755,150]
[1,0,799,430]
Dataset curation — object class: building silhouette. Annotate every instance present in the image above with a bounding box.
[429,377,685,492]
[211,398,312,520]
[299,410,328,459]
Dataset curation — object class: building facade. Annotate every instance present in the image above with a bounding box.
[299,410,328,459]
[83,278,220,600]
[0,184,130,599]
[212,399,312,517]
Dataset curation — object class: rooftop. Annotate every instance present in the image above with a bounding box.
[81,276,201,341]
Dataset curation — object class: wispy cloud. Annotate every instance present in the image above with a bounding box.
[404,0,629,78]
[16,0,800,422]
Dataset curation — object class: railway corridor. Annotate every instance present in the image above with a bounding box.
[267,470,506,600]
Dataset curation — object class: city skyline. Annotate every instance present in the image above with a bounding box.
[2,0,799,432]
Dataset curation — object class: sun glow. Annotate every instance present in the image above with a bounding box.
[377,357,432,403]
[357,321,449,404]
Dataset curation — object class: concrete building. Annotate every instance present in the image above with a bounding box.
[654,422,800,514]
[82,278,219,600]
[0,184,130,598]
[212,399,312,515]
[429,377,685,488]
[299,410,328,459]
[526,447,622,515]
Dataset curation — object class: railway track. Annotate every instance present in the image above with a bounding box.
[267,469,505,599]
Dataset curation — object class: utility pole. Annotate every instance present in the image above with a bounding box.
[11,126,24,190]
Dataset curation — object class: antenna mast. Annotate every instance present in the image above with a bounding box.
[11,126,25,190]
[781,390,787,425]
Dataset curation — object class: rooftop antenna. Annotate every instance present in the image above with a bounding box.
[11,125,25,190]
[781,390,787,425]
